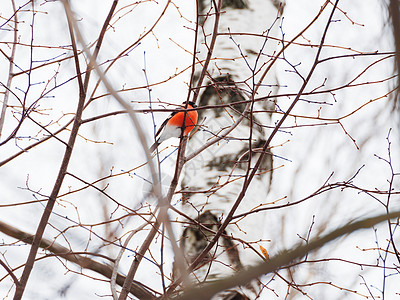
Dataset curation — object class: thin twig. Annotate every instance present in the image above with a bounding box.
[0,258,18,286]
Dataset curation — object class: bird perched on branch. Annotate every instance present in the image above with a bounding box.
[150,101,198,153]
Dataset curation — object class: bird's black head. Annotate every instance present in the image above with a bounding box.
[183,101,197,108]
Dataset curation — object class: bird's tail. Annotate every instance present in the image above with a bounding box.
[149,140,160,153]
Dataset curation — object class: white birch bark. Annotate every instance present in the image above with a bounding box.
[175,0,283,298]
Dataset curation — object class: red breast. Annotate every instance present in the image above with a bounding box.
[167,104,198,135]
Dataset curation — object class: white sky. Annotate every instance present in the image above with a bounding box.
[0,0,399,299]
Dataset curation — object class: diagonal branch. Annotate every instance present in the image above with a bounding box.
[118,138,189,300]
[191,0,223,105]
[59,2,176,299]
[0,258,18,287]
[0,220,156,299]
[13,1,118,298]
[177,210,400,300]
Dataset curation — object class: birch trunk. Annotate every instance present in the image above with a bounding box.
[175,0,283,298]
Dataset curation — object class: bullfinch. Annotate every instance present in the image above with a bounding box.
[150,101,198,152]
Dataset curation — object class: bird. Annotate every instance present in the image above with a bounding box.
[150,101,198,153]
